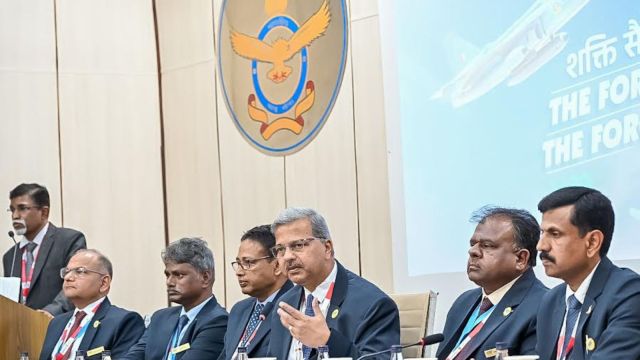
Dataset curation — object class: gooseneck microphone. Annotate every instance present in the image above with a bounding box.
[355,333,445,360]
[259,301,275,321]
[8,230,18,278]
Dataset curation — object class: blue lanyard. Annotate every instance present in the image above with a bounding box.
[453,301,494,349]
[167,318,189,360]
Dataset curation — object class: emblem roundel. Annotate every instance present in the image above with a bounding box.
[217,0,348,155]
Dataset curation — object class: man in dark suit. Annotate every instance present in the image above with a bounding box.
[124,237,228,360]
[2,183,86,316]
[267,207,400,360]
[40,249,144,359]
[436,206,547,360]
[535,186,640,360]
[219,224,293,360]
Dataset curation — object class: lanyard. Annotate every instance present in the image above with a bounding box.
[556,309,580,360]
[20,245,40,302]
[445,301,494,360]
[167,317,190,360]
[53,302,102,359]
[290,282,336,358]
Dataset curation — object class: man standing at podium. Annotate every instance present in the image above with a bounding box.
[2,183,86,316]
[436,206,547,360]
[39,249,144,359]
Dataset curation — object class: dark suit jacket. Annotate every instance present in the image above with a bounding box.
[124,295,228,360]
[2,223,86,315]
[436,268,548,360]
[267,262,400,360]
[536,257,640,360]
[39,297,144,360]
[219,280,294,360]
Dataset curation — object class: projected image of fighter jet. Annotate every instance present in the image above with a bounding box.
[431,0,590,108]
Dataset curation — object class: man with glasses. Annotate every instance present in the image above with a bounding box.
[220,224,293,360]
[124,237,228,360]
[39,249,144,359]
[267,207,400,360]
[436,207,547,360]
[2,183,86,316]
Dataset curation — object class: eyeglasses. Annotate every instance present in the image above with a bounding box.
[60,266,107,279]
[231,255,273,271]
[7,205,42,214]
[270,237,326,258]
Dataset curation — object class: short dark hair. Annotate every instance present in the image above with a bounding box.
[10,183,50,207]
[471,206,540,266]
[74,249,113,277]
[538,186,614,256]
[241,224,275,255]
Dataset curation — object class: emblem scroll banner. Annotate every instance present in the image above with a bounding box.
[217,0,349,156]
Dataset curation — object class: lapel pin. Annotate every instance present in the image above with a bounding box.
[586,336,596,351]
[586,305,593,314]
[93,320,100,328]
[503,307,512,317]
[331,309,339,319]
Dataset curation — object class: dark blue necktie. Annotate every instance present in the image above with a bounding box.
[561,295,582,357]
[240,303,265,347]
[302,294,315,360]
[166,314,190,359]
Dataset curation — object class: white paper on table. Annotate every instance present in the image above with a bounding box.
[0,277,21,302]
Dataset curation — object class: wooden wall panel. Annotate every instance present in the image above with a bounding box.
[351,12,394,291]
[56,0,166,315]
[155,0,227,304]
[0,1,62,231]
[284,52,360,273]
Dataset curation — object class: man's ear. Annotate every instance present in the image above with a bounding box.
[515,248,530,271]
[585,230,603,258]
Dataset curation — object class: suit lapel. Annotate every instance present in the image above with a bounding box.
[30,224,56,289]
[78,298,111,351]
[541,289,567,360]
[280,286,304,360]
[325,263,347,330]
[464,270,536,356]
[248,281,292,355]
[42,312,73,356]
[440,292,481,357]
[234,299,256,350]
[574,259,611,356]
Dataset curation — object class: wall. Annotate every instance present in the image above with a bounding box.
[0,0,393,315]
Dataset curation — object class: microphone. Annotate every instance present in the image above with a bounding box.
[8,231,18,278]
[355,334,444,360]
[259,301,275,321]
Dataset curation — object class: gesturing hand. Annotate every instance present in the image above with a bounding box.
[278,299,331,348]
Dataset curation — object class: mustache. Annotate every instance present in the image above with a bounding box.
[12,219,26,227]
[285,261,303,270]
[539,251,556,263]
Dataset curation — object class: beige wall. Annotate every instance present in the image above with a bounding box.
[0,0,392,314]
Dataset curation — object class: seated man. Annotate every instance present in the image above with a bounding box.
[536,187,640,359]
[40,249,144,359]
[3,183,86,316]
[437,207,547,360]
[268,207,400,360]
[220,225,293,360]
[124,237,228,360]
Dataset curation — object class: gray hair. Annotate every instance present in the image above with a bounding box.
[73,248,113,278]
[271,207,331,240]
[162,237,215,274]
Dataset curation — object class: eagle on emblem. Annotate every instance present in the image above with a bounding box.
[230,0,331,84]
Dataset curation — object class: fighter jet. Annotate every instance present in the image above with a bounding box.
[431,0,590,108]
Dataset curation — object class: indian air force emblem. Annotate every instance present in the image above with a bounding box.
[217,0,348,155]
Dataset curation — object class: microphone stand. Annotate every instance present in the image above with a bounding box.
[8,231,18,278]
